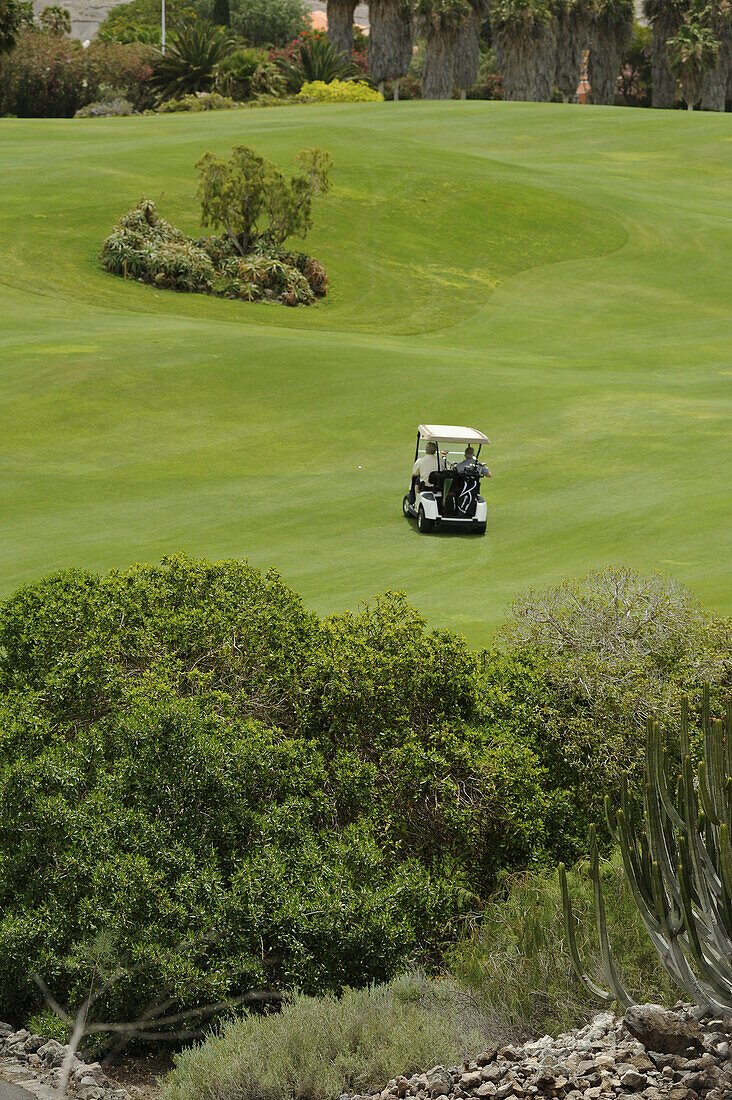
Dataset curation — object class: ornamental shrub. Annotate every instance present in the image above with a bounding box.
[300,79,384,101]
[229,0,307,47]
[156,90,243,110]
[0,30,154,116]
[100,199,216,292]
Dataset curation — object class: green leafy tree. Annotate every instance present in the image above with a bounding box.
[196,145,333,256]
[211,0,230,25]
[229,0,307,47]
[667,15,719,105]
[0,0,24,54]
[39,4,71,33]
[150,22,234,98]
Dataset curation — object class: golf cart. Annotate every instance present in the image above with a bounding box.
[403,424,490,535]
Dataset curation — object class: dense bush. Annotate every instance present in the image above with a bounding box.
[163,974,488,1100]
[215,46,284,98]
[0,557,551,1029]
[229,0,307,47]
[156,90,243,110]
[98,0,196,43]
[0,30,154,116]
[300,79,384,102]
[100,199,217,291]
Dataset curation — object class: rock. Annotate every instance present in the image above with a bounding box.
[460,1072,482,1089]
[475,1084,495,1097]
[620,1069,648,1089]
[23,1034,45,1053]
[396,1077,410,1097]
[0,1022,14,1035]
[623,1006,704,1056]
[476,1050,498,1067]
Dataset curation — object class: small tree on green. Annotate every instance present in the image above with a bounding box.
[196,145,333,256]
[667,16,719,107]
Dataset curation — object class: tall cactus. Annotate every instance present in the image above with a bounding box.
[561,689,732,1013]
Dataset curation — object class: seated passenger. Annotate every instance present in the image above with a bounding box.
[412,441,439,501]
[455,445,491,477]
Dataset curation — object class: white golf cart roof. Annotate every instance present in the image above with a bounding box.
[418,424,490,445]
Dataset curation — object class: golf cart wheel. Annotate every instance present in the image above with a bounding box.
[403,494,411,517]
[418,507,435,534]
[475,523,486,535]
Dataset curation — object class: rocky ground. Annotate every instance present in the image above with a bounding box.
[340,1006,732,1100]
[3,1004,731,1100]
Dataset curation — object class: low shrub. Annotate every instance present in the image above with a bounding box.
[156,90,243,111]
[215,46,284,99]
[449,854,676,1039]
[75,87,136,116]
[300,79,383,102]
[163,975,488,1100]
[229,0,307,48]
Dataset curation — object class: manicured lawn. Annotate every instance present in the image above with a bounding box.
[1,102,730,642]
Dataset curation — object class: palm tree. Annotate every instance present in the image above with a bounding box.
[701,0,731,110]
[368,0,414,97]
[150,23,234,99]
[587,0,633,104]
[667,17,719,107]
[453,3,482,98]
[643,0,689,107]
[554,0,593,101]
[416,0,472,98]
[327,0,357,55]
[489,0,555,101]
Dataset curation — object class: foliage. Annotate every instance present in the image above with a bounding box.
[617,20,652,104]
[0,0,24,54]
[0,558,552,1028]
[150,23,235,99]
[229,0,307,47]
[98,0,196,43]
[196,144,332,255]
[562,695,732,1011]
[0,31,155,116]
[667,16,719,105]
[275,31,363,91]
[163,975,488,1100]
[451,856,676,1040]
[39,4,70,34]
[212,0,230,28]
[215,46,284,98]
[100,199,217,291]
[498,566,731,727]
[300,77,384,100]
[156,89,243,109]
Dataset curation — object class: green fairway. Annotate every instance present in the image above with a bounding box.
[1,102,730,642]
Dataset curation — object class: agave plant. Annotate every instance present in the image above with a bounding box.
[277,34,361,92]
[150,23,235,99]
[668,17,719,107]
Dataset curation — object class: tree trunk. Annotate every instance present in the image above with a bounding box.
[650,16,679,108]
[494,24,555,100]
[394,78,400,99]
[422,26,457,98]
[535,20,557,100]
[368,0,413,84]
[327,0,357,56]
[701,28,730,110]
[453,9,481,95]
[554,8,591,101]
[588,34,624,104]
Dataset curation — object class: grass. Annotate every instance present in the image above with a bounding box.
[1,102,730,642]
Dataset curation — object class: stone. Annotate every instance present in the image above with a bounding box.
[623,1006,704,1056]
[481,1067,504,1083]
[396,1077,410,1097]
[476,1050,498,1067]
[619,1069,648,1089]
[475,1084,495,1097]
[492,1085,514,1100]
[460,1072,482,1089]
